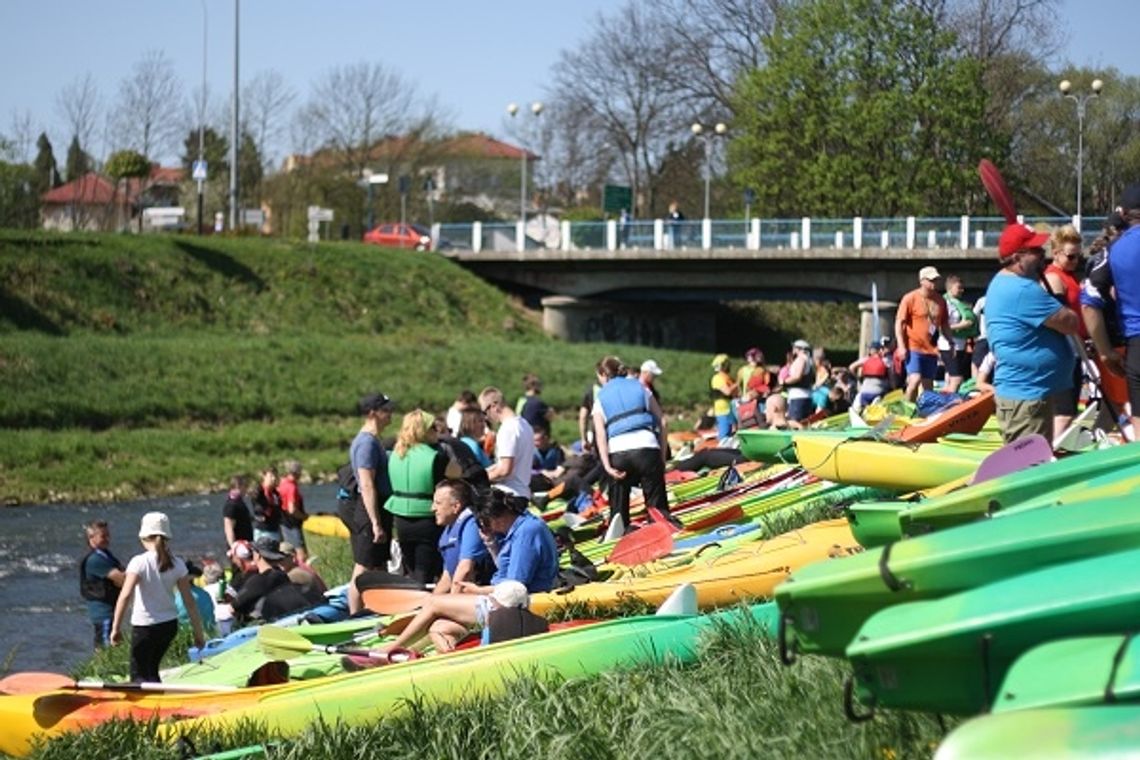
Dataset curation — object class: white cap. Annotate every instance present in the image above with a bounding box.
[640,359,663,376]
[490,580,529,609]
[138,511,172,539]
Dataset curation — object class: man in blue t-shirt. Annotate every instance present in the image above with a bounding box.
[79,520,125,649]
[985,223,1080,443]
[432,479,491,591]
[382,489,558,654]
[1104,186,1140,434]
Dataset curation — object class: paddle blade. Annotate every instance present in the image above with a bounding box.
[361,587,430,615]
[603,513,625,542]
[656,583,698,616]
[970,434,1053,485]
[978,159,1018,223]
[681,503,745,533]
[608,522,674,566]
[355,570,427,593]
[0,672,75,695]
[256,624,314,660]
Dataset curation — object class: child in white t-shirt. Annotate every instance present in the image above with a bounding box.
[110,512,206,681]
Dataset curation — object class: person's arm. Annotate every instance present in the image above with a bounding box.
[1082,304,1126,376]
[486,456,513,482]
[648,394,669,461]
[1044,270,1066,298]
[578,404,592,452]
[894,298,909,361]
[1043,305,1080,335]
[223,516,237,549]
[592,404,625,479]
[176,576,207,650]
[356,466,385,543]
[434,568,453,595]
[106,562,125,589]
[109,571,139,645]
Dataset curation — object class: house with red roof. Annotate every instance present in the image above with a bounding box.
[42,165,185,232]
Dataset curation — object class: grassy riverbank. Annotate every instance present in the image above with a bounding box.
[0,231,859,505]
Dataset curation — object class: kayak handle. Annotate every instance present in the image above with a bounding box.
[777,612,797,666]
[843,675,876,723]
[878,542,911,592]
[693,542,722,559]
[1105,632,1136,703]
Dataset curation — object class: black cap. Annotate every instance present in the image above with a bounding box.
[252,537,285,561]
[1120,184,1140,212]
[358,392,395,415]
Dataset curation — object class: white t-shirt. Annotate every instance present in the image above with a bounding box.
[126,550,187,626]
[593,395,659,454]
[493,414,535,498]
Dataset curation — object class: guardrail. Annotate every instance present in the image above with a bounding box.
[434,215,1106,254]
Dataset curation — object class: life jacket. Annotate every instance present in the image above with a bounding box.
[385,444,437,518]
[598,376,656,438]
[945,294,980,339]
[861,354,888,378]
[79,548,123,605]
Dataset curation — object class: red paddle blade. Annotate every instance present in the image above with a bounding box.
[608,522,674,566]
[682,503,745,533]
[361,587,430,615]
[978,159,1018,223]
[0,672,74,695]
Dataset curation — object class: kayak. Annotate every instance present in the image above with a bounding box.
[793,435,987,491]
[892,391,994,443]
[934,706,1140,760]
[776,496,1140,659]
[847,443,1140,546]
[302,513,349,539]
[846,547,1140,716]
[0,603,778,756]
[992,634,1140,714]
[532,519,861,614]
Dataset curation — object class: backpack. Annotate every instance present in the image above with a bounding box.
[946,295,980,339]
[485,607,550,644]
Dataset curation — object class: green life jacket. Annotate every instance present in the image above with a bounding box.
[945,295,979,340]
[385,444,437,518]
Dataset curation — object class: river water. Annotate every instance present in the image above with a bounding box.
[0,483,341,676]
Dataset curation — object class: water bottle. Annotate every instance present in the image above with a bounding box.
[216,575,227,603]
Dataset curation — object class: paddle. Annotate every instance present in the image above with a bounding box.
[360,586,431,615]
[256,625,417,664]
[676,503,744,533]
[969,434,1053,485]
[0,671,237,695]
[354,569,428,593]
[607,521,674,566]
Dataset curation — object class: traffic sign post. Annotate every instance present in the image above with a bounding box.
[743,188,756,224]
[192,160,208,181]
[603,184,632,217]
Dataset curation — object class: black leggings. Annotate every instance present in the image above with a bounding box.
[608,447,672,528]
[394,515,444,585]
[130,618,178,682]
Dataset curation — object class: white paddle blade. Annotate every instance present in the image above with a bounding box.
[656,583,698,616]
[562,511,585,529]
[603,513,625,542]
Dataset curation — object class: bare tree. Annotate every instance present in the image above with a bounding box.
[243,69,296,175]
[112,50,185,161]
[55,73,103,160]
[550,2,684,217]
[8,110,37,163]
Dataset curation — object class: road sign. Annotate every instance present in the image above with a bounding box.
[743,188,756,206]
[603,184,632,214]
[192,160,207,181]
[242,209,265,226]
[307,206,334,223]
[398,175,410,194]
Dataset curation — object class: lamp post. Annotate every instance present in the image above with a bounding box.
[507,101,543,228]
[1059,78,1103,230]
[691,121,727,220]
[196,0,207,235]
[228,0,240,232]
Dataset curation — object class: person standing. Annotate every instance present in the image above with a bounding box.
[1044,224,1088,439]
[849,337,893,410]
[668,202,684,249]
[385,409,459,585]
[481,386,536,509]
[895,266,953,402]
[782,340,815,423]
[709,353,739,439]
[1104,187,1140,434]
[938,275,977,393]
[518,373,553,430]
[110,512,206,682]
[221,475,253,556]
[639,359,664,407]
[985,224,1079,442]
[277,460,309,563]
[577,362,606,453]
[80,520,125,649]
[342,392,396,615]
[250,466,282,542]
[592,355,682,532]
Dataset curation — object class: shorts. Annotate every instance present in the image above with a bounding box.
[340,499,392,569]
[787,397,813,422]
[280,524,306,550]
[1128,337,1140,415]
[1049,361,1082,417]
[939,349,970,379]
[995,396,1054,444]
[253,528,282,543]
[971,339,990,368]
[905,351,939,379]
[474,595,494,627]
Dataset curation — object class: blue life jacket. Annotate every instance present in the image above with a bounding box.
[598,376,656,438]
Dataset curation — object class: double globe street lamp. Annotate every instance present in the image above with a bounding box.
[507,101,543,229]
[1059,78,1103,228]
[691,122,727,220]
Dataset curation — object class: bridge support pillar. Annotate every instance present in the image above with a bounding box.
[858,299,897,352]
[541,295,716,350]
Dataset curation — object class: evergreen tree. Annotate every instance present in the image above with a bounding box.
[64,135,93,182]
[32,132,60,193]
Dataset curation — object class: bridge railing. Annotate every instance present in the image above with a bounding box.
[433,215,1106,254]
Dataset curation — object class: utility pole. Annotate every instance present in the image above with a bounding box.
[228,0,240,231]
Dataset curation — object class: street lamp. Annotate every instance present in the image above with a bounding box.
[196,0,207,235]
[1059,77,1103,229]
[691,121,727,220]
[507,101,543,228]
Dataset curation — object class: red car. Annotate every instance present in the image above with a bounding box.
[363,223,433,250]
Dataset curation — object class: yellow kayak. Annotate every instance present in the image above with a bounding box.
[303,513,349,539]
[793,435,988,491]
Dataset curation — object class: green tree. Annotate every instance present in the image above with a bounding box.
[0,160,40,228]
[729,0,1003,217]
[64,135,93,182]
[105,149,151,231]
[32,132,60,194]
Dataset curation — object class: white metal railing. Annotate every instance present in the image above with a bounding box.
[432,215,1105,254]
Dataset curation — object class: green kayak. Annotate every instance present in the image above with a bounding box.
[993,634,1140,713]
[847,443,1140,546]
[846,547,1140,716]
[776,496,1140,659]
[934,706,1140,759]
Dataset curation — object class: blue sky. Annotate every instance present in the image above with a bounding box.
[1,0,1137,164]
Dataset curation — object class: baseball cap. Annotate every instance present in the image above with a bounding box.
[998,223,1050,259]
[278,540,297,556]
[138,511,172,539]
[876,336,893,348]
[640,359,663,376]
[490,580,529,609]
[711,353,730,369]
[358,392,395,415]
[1120,183,1140,212]
[792,339,811,350]
[918,266,941,281]
[253,536,285,561]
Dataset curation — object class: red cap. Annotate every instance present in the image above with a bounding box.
[998,223,1050,259]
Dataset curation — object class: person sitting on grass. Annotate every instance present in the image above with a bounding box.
[381,488,558,654]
